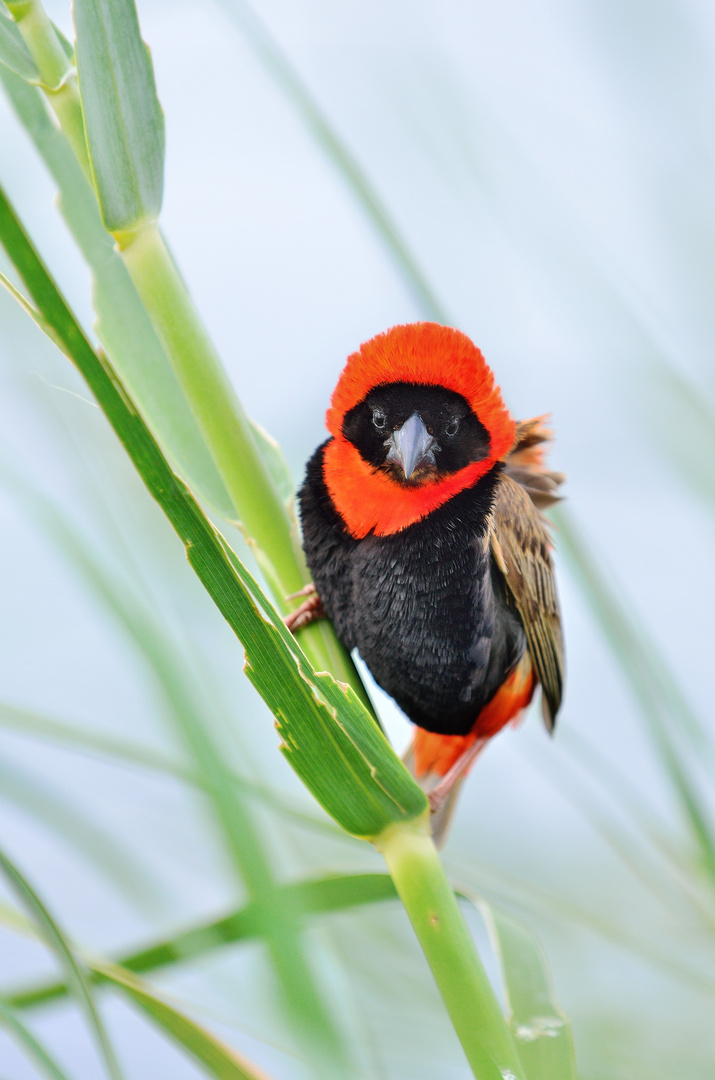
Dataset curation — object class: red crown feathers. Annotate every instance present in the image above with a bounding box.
[323,323,516,538]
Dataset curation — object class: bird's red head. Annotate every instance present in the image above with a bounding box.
[323,322,516,538]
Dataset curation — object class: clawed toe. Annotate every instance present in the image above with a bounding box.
[284,583,325,633]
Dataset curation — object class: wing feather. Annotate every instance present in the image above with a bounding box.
[489,471,564,730]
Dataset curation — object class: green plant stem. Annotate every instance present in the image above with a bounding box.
[116,223,299,597]
[6,0,90,178]
[376,813,525,1080]
[116,221,368,703]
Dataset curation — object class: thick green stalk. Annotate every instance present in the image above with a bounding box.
[116,222,367,699]
[6,0,90,178]
[116,225,300,596]
[376,814,525,1080]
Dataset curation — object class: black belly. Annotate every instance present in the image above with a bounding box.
[298,446,527,736]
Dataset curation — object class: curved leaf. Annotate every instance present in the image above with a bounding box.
[0,1001,73,1080]
[91,962,276,1080]
[8,873,398,1010]
[467,893,577,1080]
[0,846,123,1080]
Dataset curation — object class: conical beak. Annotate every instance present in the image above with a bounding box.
[385,412,436,479]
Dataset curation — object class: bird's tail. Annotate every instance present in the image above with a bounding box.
[402,654,535,847]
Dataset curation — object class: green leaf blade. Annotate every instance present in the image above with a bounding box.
[0,845,124,1080]
[472,896,577,1080]
[73,0,164,232]
[91,963,277,1080]
[0,1001,73,1080]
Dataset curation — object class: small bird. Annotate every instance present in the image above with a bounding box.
[290,322,564,842]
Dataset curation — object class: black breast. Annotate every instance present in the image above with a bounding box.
[298,443,526,736]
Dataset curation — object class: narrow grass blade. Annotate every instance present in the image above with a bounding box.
[0,5,40,82]
[221,0,447,322]
[557,728,713,911]
[0,846,123,1080]
[9,873,398,1011]
[649,363,715,515]
[90,962,276,1080]
[73,0,164,232]
[554,506,715,882]
[468,895,577,1080]
[249,419,296,510]
[0,1001,72,1080]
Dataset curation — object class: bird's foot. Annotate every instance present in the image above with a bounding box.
[284,583,325,633]
[427,738,486,816]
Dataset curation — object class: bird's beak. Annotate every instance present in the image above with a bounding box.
[385,412,436,479]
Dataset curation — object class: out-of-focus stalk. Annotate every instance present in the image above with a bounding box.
[6,0,90,178]
[116,222,367,698]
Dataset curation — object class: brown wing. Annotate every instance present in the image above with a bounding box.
[490,464,564,731]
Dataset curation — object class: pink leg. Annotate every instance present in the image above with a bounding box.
[284,583,325,633]
[427,738,487,816]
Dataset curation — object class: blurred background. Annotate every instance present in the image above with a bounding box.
[1,0,715,1076]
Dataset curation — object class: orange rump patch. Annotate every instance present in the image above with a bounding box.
[412,653,536,778]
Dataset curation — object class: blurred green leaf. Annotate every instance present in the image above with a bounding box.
[0,845,124,1080]
[73,0,164,232]
[650,365,715,513]
[469,895,577,1080]
[0,699,348,839]
[220,0,446,321]
[0,909,277,1078]
[249,419,296,512]
[454,855,715,1001]
[554,507,715,883]
[9,873,398,1010]
[0,1001,73,1080]
[91,962,277,1080]
[0,5,40,82]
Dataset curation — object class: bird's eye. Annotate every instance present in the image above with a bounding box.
[372,408,387,430]
[445,417,460,437]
